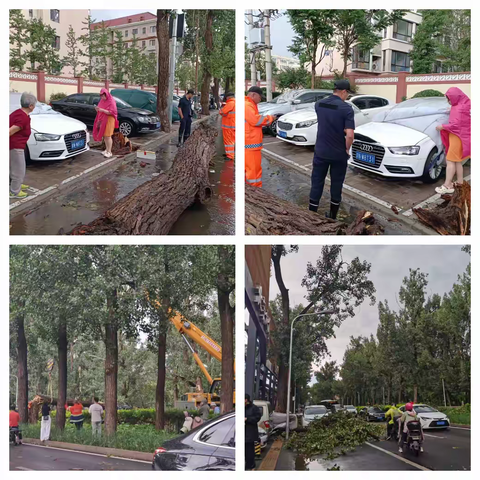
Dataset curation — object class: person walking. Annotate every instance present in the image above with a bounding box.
[178,89,194,147]
[245,394,261,470]
[40,401,51,441]
[435,87,471,194]
[245,86,274,188]
[219,92,236,160]
[68,399,85,431]
[9,92,37,198]
[309,79,355,220]
[198,399,210,421]
[89,397,104,438]
[93,88,119,158]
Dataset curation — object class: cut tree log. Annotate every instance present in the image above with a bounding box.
[100,131,137,157]
[413,182,471,235]
[245,184,384,235]
[71,123,216,235]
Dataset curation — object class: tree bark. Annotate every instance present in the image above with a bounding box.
[200,10,214,115]
[212,78,220,108]
[157,10,171,132]
[57,320,68,430]
[413,182,470,235]
[71,124,216,235]
[16,313,28,423]
[104,290,118,435]
[155,330,167,429]
[413,384,418,404]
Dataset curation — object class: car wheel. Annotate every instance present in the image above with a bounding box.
[119,120,134,137]
[269,119,278,136]
[421,148,444,184]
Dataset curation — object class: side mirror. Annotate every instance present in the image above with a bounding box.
[292,99,301,104]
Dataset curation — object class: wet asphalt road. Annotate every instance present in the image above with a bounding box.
[10,444,152,471]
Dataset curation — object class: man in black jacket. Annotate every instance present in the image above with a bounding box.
[245,394,262,470]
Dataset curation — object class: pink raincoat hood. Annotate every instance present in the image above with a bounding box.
[441,87,471,158]
[93,88,119,142]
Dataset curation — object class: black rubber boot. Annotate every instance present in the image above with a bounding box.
[326,202,340,220]
[309,199,319,212]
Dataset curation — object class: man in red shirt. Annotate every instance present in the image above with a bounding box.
[10,92,36,198]
[9,405,22,444]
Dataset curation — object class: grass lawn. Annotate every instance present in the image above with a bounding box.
[21,422,177,453]
[445,412,470,425]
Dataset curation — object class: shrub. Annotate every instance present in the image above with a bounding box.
[411,89,445,99]
[49,92,68,102]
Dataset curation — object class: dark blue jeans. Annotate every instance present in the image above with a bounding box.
[309,155,348,210]
[179,117,192,144]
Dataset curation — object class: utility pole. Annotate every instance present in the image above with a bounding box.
[264,9,272,101]
[168,10,179,123]
[248,10,257,88]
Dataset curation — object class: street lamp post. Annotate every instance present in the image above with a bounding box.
[286,310,334,440]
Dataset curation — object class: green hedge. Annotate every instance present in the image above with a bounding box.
[49,92,68,101]
[411,89,445,99]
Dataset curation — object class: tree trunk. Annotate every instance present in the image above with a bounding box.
[225,77,231,94]
[413,384,418,404]
[71,124,216,235]
[16,313,28,423]
[413,182,471,235]
[104,291,118,435]
[156,10,171,132]
[212,78,220,108]
[57,320,68,430]
[173,375,179,403]
[200,10,214,115]
[155,330,167,430]
[276,362,289,413]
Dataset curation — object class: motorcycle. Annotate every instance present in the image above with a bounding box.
[10,427,21,446]
[403,421,422,456]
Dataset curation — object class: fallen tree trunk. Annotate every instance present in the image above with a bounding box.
[245,185,384,235]
[413,182,470,235]
[71,124,216,235]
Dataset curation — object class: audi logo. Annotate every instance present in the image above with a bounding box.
[360,144,373,152]
[72,133,82,139]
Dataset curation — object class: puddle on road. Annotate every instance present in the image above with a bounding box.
[10,118,234,236]
[262,155,411,235]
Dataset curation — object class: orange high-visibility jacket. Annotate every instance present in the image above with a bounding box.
[219,98,235,128]
[245,96,274,151]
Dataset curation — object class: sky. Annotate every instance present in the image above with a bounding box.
[268,245,470,382]
[244,10,294,58]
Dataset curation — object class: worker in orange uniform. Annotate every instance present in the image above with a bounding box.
[219,92,235,160]
[245,86,274,187]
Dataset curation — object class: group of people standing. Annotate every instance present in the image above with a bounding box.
[180,399,221,434]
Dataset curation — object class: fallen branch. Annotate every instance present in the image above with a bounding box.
[413,182,471,235]
[71,124,216,235]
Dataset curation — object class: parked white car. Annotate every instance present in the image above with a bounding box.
[399,404,450,430]
[253,400,272,434]
[349,97,454,183]
[276,101,372,146]
[348,94,395,119]
[303,405,329,426]
[344,405,357,415]
[9,92,90,161]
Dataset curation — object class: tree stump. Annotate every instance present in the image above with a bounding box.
[71,124,216,235]
[102,131,136,157]
[413,182,471,235]
[245,185,384,235]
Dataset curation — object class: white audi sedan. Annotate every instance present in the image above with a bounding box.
[399,404,450,430]
[276,101,373,146]
[9,92,90,161]
[349,97,452,183]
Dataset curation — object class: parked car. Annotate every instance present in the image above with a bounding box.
[259,89,333,135]
[344,405,357,415]
[348,94,395,119]
[398,404,450,430]
[359,406,386,422]
[319,400,338,412]
[331,404,345,413]
[349,97,457,183]
[258,426,268,449]
[10,92,90,161]
[51,93,160,137]
[111,88,180,123]
[276,100,372,146]
[152,412,235,470]
[253,400,272,435]
[303,405,329,426]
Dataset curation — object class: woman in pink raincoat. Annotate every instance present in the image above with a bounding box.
[435,87,470,194]
[93,88,119,158]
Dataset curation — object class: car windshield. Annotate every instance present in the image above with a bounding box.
[369,407,383,413]
[305,406,327,415]
[113,96,132,108]
[276,91,299,104]
[32,102,60,115]
[345,405,355,409]
[414,405,438,413]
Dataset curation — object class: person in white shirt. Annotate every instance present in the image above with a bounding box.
[89,397,104,437]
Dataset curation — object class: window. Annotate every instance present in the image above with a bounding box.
[391,50,411,72]
[124,42,129,49]
[142,27,146,34]
[142,40,146,47]
[150,26,156,33]
[66,94,90,104]
[198,417,235,447]
[367,97,386,109]
[297,93,316,104]
[50,10,60,23]
[132,28,138,35]
[393,20,413,42]
[149,40,155,47]
[52,36,60,50]
[28,9,33,18]
[352,98,368,110]
[352,47,370,70]
[125,30,129,37]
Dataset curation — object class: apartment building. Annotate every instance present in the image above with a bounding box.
[272,54,300,72]
[18,9,89,76]
[314,11,423,76]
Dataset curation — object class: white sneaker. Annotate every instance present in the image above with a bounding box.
[420,447,424,453]
[435,185,454,195]
[398,447,403,453]
[104,152,113,158]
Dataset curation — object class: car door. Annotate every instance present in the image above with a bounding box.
[62,94,94,123]
[356,96,392,119]
[204,416,235,470]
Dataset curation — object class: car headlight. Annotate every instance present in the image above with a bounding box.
[388,146,420,155]
[34,133,61,141]
[137,116,148,123]
[296,119,317,129]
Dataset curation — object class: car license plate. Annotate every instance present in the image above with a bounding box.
[156,122,160,128]
[71,139,85,150]
[437,421,446,425]
[278,130,287,138]
[355,151,376,164]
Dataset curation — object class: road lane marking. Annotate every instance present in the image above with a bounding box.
[365,442,431,471]
[22,443,152,464]
[424,433,445,438]
[450,426,470,431]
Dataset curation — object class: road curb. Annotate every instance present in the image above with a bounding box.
[10,114,215,220]
[262,149,438,236]
[23,438,152,462]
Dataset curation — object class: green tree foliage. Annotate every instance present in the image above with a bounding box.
[276,67,310,91]
[92,21,111,80]
[26,18,62,74]
[79,15,99,80]
[9,10,29,71]
[410,10,471,73]
[310,361,339,403]
[62,25,84,77]
[111,30,127,83]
